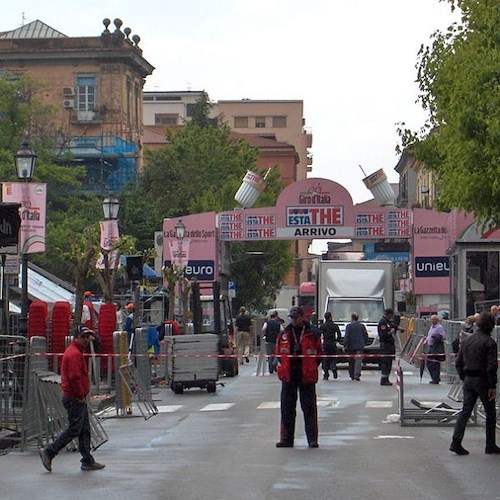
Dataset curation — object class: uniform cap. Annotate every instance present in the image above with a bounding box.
[125,303,135,311]
[288,306,304,318]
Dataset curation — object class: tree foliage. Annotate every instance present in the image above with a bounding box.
[398,0,500,224]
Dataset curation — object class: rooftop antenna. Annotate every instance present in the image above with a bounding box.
[358,164,368,177]
[21,12,27,26]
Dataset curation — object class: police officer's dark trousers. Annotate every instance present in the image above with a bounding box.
[379,342,394,382]
[280,378,318,445]
[452,376,497,447]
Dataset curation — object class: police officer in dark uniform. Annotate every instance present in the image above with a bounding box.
[378,308,395,386]
[275,307,322,448]
[450,312,500,455]
[319,312,341,380]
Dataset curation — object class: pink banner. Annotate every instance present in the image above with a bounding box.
[2,182,47,254]
[100,220,120,250]
[168,239,190,267]
[97,219,120,270]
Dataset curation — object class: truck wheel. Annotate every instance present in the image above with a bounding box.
[173,382,184,394]
[207,381,216,393]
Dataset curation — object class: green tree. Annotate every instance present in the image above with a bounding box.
[398,0,500,224]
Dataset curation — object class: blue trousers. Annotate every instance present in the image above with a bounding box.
[46,397,94,464]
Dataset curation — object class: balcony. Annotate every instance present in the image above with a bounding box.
[71,110,101,124]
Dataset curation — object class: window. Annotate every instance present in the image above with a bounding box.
[272,116,287,127]
[77,76,96,112]
[186,103,196,117]
[156,95,181,101]
[255,116,266,128]
[234,116,249,128]
[155,113,179,125]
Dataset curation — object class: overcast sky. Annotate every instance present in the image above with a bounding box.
[3,1,456,204]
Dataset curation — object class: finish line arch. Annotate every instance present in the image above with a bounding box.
[162,177,413,282]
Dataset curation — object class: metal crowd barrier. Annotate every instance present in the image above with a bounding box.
[33,370,108,452]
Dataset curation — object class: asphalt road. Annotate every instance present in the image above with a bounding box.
[1,360,499,500]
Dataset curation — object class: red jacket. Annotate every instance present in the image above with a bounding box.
[60,340,90,400]
[275,323,322,383]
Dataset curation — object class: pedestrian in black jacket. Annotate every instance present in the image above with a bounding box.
[450,312,500,455]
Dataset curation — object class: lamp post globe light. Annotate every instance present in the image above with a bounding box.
[174,219,185,241]
[102,196,120,220]
[14,138,37,336]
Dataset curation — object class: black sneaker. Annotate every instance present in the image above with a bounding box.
[276,442,293,448]
[485,445,500,454]
[450,443,469,455]
[333,370,338,379]
[308,442,319,448]
[39,449,52,472]
[81,461,106,470]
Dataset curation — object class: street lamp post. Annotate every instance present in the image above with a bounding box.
[100,196,120,303]
[14,138,37,336]
[174,219,186,325]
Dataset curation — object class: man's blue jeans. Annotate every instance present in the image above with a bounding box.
[46,397,94,464]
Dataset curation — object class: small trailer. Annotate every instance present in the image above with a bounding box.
[166,281,239,394]
[166,333,219,394]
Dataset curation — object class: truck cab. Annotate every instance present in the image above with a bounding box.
[317,260,394,364]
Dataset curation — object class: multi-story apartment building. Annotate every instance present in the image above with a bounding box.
[213,99,313,181]
[0,18,154,192]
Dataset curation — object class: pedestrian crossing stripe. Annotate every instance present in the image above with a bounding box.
[257,402,281,409]
[156,405,184,413]
[200,403,235,411]
[317,399,340,407]
[365,401,393,408]
[140,400,393,413]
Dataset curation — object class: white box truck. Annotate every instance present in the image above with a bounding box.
[317,260,394,361]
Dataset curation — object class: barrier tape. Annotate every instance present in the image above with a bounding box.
[17,352,461,361]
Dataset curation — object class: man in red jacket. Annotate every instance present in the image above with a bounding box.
[39,326,105,472]
[275,307,322,448]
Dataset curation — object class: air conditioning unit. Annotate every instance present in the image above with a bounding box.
[62,86,75,96]
[62,99,75,109]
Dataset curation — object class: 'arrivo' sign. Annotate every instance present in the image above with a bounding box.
[218,178,412,241]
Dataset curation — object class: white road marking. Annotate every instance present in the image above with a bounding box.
[373,435,414,439]
[257,402,281,409]
[366,401,393,408]
[199,403,235,411]
[317,399,340,407]
[156,405,183,413]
